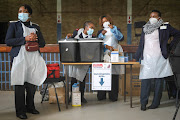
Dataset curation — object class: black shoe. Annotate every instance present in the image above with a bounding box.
[141,105,146,111]
[27,109,40,114]
[81,97,87,103]
[147,105,158,109]
[110,98,118,102]
[17,114,27,119]
[97,96,106,101]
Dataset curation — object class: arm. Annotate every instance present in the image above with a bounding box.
[97,30,107,49]
[169,24,180,49]
[135,30,144,61]
[111,25,124,41]
[71,30,78,38]
[98,33,105,39]
[65,30,78,39]
[5,23,26,46]
[97,29,105,39]
[36,26,46,48]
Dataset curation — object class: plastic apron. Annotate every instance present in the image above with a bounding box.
[11,22,47,86]
[103,27,125,75]
[139,29,173,79]
[68,28,90,82]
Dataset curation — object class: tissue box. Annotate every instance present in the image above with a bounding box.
[72,92,81,107]
[111,51,119,62]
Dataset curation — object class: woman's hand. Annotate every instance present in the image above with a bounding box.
[25,33,38,41]
[105,45,114,51]
[108,24,113,29]
[102,30,107,35]
[30,33,38,41]
[66,33,73,38]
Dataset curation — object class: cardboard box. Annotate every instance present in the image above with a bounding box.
[49,87,65,104]
[119,64,141,96]
[72,92,81,107]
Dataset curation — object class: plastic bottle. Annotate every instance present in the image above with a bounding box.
[72,83,79,92]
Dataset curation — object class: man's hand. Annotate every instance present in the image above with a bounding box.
[108,24,113,29]
[66,33,73,38]
[102,30,107,35]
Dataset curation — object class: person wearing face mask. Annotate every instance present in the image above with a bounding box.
[5,4,46,119]
[134,10,180,111]
[97,15,124,102]
[66,21,95,103]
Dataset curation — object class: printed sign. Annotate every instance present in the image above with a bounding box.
[127,15,132,24]
[92,63,112,91]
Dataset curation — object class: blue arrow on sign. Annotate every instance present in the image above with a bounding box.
[99,78,104,86]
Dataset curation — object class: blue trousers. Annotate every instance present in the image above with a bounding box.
[140,78,164,107]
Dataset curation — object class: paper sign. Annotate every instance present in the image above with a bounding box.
[92,63,112,91]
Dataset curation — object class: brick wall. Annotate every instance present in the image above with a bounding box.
[0,0,57,44]
[0,0,180,44]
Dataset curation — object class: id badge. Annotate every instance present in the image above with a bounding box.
[160,26,167,29]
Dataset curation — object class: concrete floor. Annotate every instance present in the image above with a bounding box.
[0,91,179,120]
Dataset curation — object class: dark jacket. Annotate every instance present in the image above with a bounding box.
[5,21,45,58]
[135,24,180,61]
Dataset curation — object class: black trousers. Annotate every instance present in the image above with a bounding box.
[140,78,164,107]
[97,75,119,101]
[71,77,86,97]
[15,82,36,116]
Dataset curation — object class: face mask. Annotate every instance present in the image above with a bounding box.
[87,28,94,35]
[103,21,110,28]
[18,13,29,22]
[149,18,158,24]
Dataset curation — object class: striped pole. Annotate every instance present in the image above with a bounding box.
[127,0,132,45]
[57,0,62,42]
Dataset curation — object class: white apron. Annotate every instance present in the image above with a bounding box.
[104,28,124,75]
[139,30,173,79]
[68,28,90,82]
[11,22,47,86]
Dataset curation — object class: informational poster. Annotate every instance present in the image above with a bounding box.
[92,63,112,91]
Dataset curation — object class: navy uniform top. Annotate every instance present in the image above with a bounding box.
[135,23,180,61]
[5,20,45,58]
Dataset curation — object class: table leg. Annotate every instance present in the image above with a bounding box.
[130,65,133,108]
[124,65,126,102]
[65,65,69,109]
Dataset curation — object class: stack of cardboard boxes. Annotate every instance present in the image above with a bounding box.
[119,64,141,96]
[49,87,65,104]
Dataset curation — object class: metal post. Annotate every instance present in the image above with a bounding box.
[65,65,69,109]
[130,64,133,108]
[124,65,126,102]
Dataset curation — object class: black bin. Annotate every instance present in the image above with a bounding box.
[58,39,80,62]
[78,39,104,62]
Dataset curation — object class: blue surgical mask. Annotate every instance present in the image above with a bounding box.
[18,13,29,22]
[87,28,94,35]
